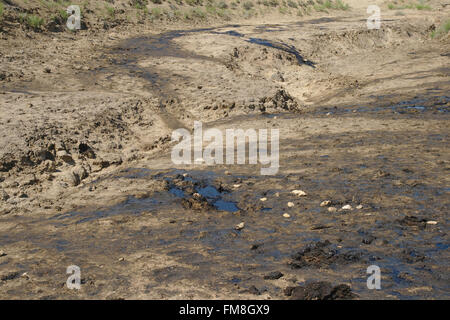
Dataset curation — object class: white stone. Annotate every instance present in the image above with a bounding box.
[291,190,307,197]
[235,222,245,230]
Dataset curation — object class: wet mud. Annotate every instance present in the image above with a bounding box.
[0,3,449,299]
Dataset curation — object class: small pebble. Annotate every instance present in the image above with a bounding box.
[426,221,438,225]
[283,213,291,218]
[320,200,331,207]
[275,192,280,197]
[287,202,295,208]
[260,197,267,201]
[291,190,307,197]
[328,207,337,213]
[342,204,352,210]
[356,205,363,209]
[233,184,241,188]
[235,222,245,230]
[118,257,124,262]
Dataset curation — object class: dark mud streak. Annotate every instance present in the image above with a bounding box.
[211,30,316,67]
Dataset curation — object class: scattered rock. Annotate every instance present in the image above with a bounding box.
[0,190,9,201]
[285,282,356,300]
[362,235,376,245]
[247,285,261,295]
[290,240,361,269]
[356,204,363,209]
[260,197,267,202]
[264,271,284,280]
[320,200,331,207]
[235,222,245,230]
[341,204,352,210]
[328,207,337,213]
[287,202,295,208]
[426,221,438,225]
[292,190,307,197]
[398,216,427,229]
[56,150,74,163]
[283,213,291,218]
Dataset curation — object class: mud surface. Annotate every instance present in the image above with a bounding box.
[0,1,449,299]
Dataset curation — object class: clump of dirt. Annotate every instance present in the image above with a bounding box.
[258,89,301,112]
[181,194,213,211]
[284,282,356,300]
[289,240,362,269]
[398,216,428,229]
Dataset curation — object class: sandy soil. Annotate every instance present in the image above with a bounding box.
[0,0,449,299]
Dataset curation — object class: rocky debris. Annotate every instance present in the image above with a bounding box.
[341,204,353,211]
[398,216,427,229]
[264,271,284,280]
[0,189,9,201]
[362,235,376,245]
[56,150,74,164]
[287,202,295,208]
[246,285,261,295]
[259,89,301,112]
[327,207,337,213]
[291,190,307,197]
[182,195,212,211]
[283,213,291,218]
[235,222,245,231]
[289,240,361,269]
[285,282,356,300]
[426,221,438,225]
[320,200,331,207]
[0,250,6,257]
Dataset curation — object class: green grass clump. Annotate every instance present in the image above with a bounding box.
[185,0,203,5]
[134,0,149,9]
[431,20,450,38]
[387,0,431,10]
[27,15,45,30]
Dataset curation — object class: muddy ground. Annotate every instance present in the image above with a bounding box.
[0,0,449,299]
